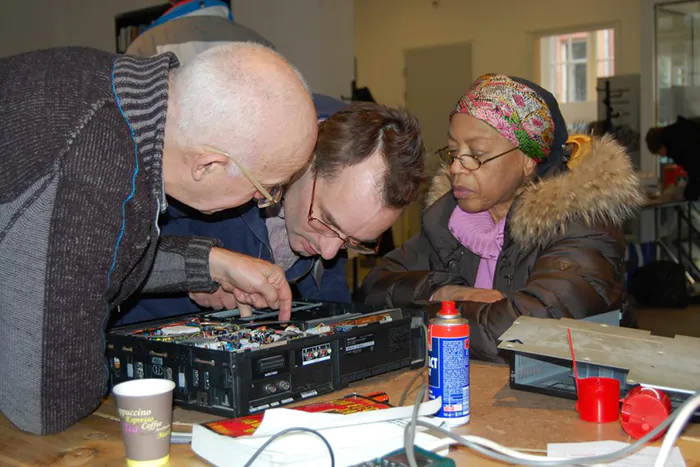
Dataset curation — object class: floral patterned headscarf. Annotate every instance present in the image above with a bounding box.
[451,73,568,172]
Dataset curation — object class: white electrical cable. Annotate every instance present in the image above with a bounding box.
[459,434,574,462]
[241,427,335,467]
[241,318,698,467]
[406,311,699,466]
[416,397,697,466]
[406,380,699,466]
[653,392,700,467]
[237,384,696,467]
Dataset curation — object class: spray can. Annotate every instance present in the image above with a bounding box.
[428,300,470,426]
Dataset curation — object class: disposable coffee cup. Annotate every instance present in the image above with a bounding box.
[113,379,176,466]
[575,377,620,423]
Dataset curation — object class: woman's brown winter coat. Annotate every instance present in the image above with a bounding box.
[356,136,644,362]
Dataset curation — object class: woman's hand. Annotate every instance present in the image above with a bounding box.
[432,285,504,304]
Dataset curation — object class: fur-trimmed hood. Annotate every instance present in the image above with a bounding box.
[425,136,644,248]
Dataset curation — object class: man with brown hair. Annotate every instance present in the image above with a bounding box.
[116,101,426,324]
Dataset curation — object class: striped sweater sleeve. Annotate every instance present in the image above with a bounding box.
[111,54,220,294]
[141,235,222,293]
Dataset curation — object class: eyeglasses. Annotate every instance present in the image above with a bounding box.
[436,146,519,171]
[203,145,283,208]
[307,169,381,255]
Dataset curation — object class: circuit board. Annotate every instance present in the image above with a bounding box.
[119,301,403,353]
[107,300,422,418]
[351,446,455,467]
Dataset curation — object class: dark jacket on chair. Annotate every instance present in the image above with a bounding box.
[356,137,643,362]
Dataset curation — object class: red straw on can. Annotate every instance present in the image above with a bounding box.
[567,328,580,394]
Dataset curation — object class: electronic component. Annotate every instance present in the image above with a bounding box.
[107,301,425,417]
[350,446,455,467]
[302,343,332,365]
[498,316,700,417]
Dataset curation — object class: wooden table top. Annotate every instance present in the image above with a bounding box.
[2,362,699,466]
[642,188,687,209]
[642,190,688,209]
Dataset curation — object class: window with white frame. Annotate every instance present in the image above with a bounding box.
[540,28,615,103]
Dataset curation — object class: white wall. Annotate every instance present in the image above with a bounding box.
[233,0,354,100]
[0,0,164,58]
[354,0,641,108]
[559,101,599,127]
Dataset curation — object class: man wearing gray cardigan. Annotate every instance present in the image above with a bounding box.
[0,43,317,435]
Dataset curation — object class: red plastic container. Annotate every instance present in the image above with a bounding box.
[620,387,672,440]
[576,377,621,423]
[663,164,688,189]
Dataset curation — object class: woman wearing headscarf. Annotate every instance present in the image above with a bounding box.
[356,74,643,362]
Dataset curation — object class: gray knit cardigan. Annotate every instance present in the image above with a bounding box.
[0,47,221,435]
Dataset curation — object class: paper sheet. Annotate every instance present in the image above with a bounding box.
[192,415,453,467]
[239,419,449,462]
[547,441,686,467]
[253,396,442,437]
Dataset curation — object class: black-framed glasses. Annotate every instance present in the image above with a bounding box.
[307,169,381,255]
[436,146,519,171]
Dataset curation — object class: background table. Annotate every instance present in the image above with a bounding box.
[641,190,700,286]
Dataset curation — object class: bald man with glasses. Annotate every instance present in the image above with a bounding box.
[0,43,317,435]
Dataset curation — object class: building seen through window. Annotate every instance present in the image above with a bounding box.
[540,28,615,104]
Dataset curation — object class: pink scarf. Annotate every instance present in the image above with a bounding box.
[448,207,506,289]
